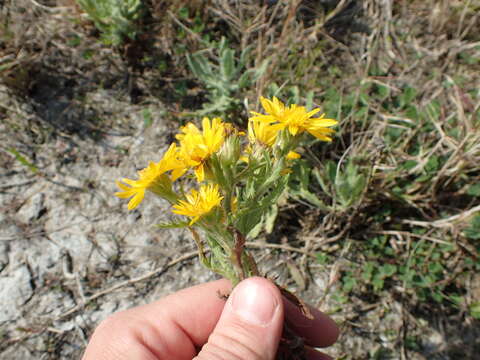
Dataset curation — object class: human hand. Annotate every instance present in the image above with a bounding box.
[82,277,339,360]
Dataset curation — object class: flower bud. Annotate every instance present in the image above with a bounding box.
[218,133,242,168]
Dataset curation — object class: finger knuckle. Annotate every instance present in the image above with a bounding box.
[94,311,134,338]
[196,325,266,360]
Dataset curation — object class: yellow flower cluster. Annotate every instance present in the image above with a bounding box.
[115,117,226,218]
[115,97,337,224]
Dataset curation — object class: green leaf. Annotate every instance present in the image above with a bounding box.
[288,86,300,105]
[326,160,337,183]
[336,175,353,207]
[259,178,288,210]
[376,83,389,98]
[359,91,369,106]
[425,100,441,121]
[316,253,330,265]
[431,291,443,303]
[345,162,366,200]
[342,275,357,293]
[464,215,480,240]
[178,7,189,19]
[246,217,264,239]
[399,86,417,108]
[142,108,153,128]
[220,48,235,81]
[251,59,269,81]
[305,91,314,109]
[405,105,419,120]
[235,207,263,238]
[362,262,375,282]
[186,54,211,81]
[264,204,278,234]
[294,189,327,209]
[256,161,285,196]
[469,302,480,319]
[237,70,251,89]
[402,160,418,170]
[267,82,280,97]
[379,264,397,277]
[416,174,432,182]
[218,37,227,54]
[428,262,443,274]
[239,45,251,66]
[312,168,331,196]
[156,220,190,229]
[467,183,480,197]
[372,276,384,291]
[425,155,439,173]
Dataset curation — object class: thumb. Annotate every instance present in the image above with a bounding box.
[195,277,284,360]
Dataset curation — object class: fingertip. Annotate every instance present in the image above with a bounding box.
[195,277,285,360]
[229,277,284,326]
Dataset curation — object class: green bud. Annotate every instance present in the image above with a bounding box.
[218,134,242,168]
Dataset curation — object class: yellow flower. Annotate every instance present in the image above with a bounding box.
[249,96,338,142]
[176,117,226,182]
[161,142,188,181]
[286,151,301,159]
[231,196,238,213]
[246,120,301,161]
[172,184,224,225]
[115,162,166,210]
[247,120,282,147]
[115,144,184,210]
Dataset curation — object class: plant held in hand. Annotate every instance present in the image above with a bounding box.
[115,96,337,358]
